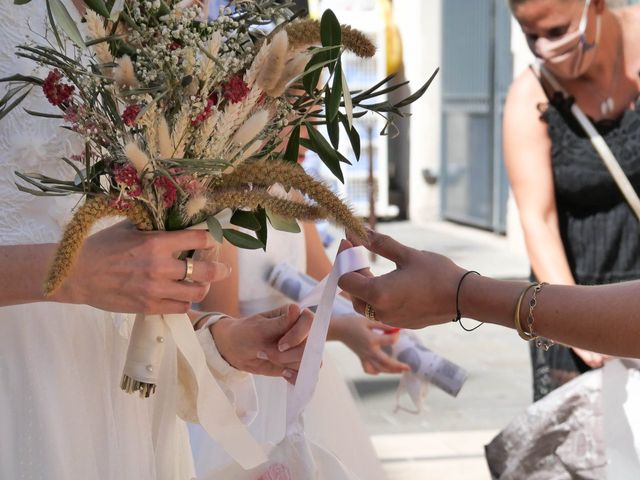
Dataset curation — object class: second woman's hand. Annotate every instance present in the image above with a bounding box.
[338,232,466,329]
[52,221,231,314]
[329,315,409,374]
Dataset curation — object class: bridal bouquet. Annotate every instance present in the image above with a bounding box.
[3,0,435,397]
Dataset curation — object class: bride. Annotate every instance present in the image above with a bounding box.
[0,2,311,478]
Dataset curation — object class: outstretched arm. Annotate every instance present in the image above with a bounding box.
[338,231,640,359]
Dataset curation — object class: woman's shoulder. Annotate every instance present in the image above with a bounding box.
[616,4,640,24]
[505,68,548,118]
[618,6,640,54]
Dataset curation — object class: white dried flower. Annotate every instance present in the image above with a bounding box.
[183,194,208,219]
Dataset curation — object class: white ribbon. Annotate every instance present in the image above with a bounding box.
[163,314,268,468]
[286,246,370,436]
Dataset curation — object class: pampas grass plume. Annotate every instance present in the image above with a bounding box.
[85,11,113,64]
[256,31,288,92]
[267,52,312,97]
[183,194,208,219]
[157,117,173,159]
[124,142,152,173]
[114,55,139,88]
[231,109,269,146]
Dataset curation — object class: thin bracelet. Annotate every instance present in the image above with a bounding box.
[451,270,483,332]
[526,283,555,351]
[514,283,537,341]
[194,311,229,331]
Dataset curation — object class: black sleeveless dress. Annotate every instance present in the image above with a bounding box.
[531,92,640,401]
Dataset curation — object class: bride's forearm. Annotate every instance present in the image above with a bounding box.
[0,244,63,306]
[461,275,640,358]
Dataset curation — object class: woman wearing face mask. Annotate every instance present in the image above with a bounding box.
[504,0,640,401]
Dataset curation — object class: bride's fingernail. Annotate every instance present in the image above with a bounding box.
[256,351,269,360]
[282,369,293,379]
[278,343,290,352]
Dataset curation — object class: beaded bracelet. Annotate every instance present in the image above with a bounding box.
[514,282,555,350]
[526,283,555,351]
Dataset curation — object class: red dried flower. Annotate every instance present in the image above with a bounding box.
[191,93,219,126]
[176,174,200,194]
[42,69,75,106]
[122,104,142,126]
[113,164,140,187]
[154,176,178,208]
[222,75,249,104]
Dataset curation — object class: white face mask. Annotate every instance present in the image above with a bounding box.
[526,0,601,79]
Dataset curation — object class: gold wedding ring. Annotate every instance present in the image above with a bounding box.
[182,257,194,282]
[364,303,377,322]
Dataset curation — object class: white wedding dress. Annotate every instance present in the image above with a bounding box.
[0,3,195,479]
[189,226,387,480]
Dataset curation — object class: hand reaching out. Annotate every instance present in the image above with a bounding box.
[331,315,410,375]
[337,233,465,329]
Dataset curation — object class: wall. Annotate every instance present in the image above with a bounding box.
[393,0,443,223]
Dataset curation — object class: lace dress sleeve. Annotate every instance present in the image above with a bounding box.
[176,317,258,426]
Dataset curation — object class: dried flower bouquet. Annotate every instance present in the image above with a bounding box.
[3,0,436,396]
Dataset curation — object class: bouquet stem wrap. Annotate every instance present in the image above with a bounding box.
[120,313,168,397]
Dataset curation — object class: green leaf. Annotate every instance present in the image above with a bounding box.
[0,88,31,122]
[302,52,325,95]
[14,0,33,5]
[395,68,439,109]
[164,206,186,231]
[230,210,261,231]
[255,208,268,249]
[325,60,342,122]
[320,9,342,47]
[266,209,301,233]
[206,215,224,243]
[86,34,124,47]
[23,109,64,119]
[351,73,398,103]
[338,112,360,160]
[223,229,264,250]
[327,114,340,149]
[84,0,111,17]
[0,74,43,86]
[320,9,341,73]
[61,157,86,189]
[302,122,344,183]
[283,125,301,163]
[341,69,353,129]
[48,0,86,49]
